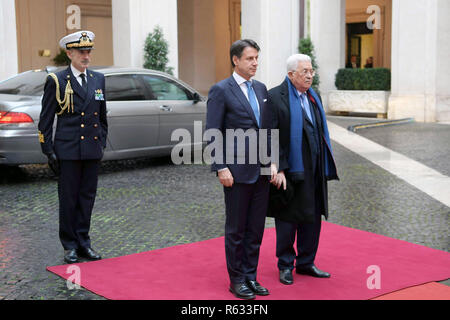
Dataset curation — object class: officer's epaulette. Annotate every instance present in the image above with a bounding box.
[48,73,74,115]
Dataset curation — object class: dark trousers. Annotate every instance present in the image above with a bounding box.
[58,160,100,250]
[224,175,269,284]
[275,178,323,271]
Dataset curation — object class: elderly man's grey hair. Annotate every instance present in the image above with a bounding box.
[286,54,312,73]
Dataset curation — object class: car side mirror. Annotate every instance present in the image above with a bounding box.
[193,92,201,103]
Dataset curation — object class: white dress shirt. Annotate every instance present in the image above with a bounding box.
[70,64,87,87]
[232,72,260,112]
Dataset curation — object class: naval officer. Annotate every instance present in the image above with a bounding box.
[38,30,108,264]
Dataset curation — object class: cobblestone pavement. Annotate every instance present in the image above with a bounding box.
[0,117,449,300]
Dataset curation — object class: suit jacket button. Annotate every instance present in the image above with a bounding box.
[94,124,98,128]
[81,136,85,140]
[81,124,85,128]
[81,112,85,116]
[94,136,98,140]
[94,112,98,116]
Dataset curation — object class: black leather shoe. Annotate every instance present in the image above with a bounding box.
[229,283,256,300]
[296,265,330,278]
[279,269,294,285]
[77,247,102,260]
[246,280,270,296]
[64,249,78,264]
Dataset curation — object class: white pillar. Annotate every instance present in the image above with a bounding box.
[389,0,450,122]
[436,0,450,122]
[112,0,178,77]
[241,0,300,90]
[0,0,18,81]
[309,0,346,108]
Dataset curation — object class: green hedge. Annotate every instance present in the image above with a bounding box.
[335,68,391,91]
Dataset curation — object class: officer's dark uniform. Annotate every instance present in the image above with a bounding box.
[38,31,108,260]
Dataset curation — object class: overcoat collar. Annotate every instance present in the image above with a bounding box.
[279,79,291,117]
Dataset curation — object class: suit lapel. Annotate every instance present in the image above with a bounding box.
[308,93,323,131]
[228,76,259,127]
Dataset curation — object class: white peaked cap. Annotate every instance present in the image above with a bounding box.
[59,30,95,50]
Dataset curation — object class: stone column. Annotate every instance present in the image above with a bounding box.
[436,0,450,122]
[309,0,346,109]
[112,0,178,76]
[0,0,18,81]
[389,0,450,122]
[241,0,300,89]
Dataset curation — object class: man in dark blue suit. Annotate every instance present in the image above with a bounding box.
[206,39,277,299]
[38,31,108,264]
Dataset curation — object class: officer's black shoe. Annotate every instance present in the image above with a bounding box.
[279,269,294,285]
[78,247,102,260]
[64,249,79,264]
[229,283,256,300]
[296,265,330,278]
[246,280,270,296]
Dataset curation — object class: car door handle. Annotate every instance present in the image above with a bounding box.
[159,105,173,112]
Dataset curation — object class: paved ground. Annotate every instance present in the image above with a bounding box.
[328,116,450,177]
[0,117,448,300]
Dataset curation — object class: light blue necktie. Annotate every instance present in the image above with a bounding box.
[245,81,260,127]
[301,93,314,125]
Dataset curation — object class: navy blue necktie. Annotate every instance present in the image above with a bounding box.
[80,73,87,92]
[245,81,260,126]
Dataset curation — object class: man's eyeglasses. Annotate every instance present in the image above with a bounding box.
[295,69,316,77]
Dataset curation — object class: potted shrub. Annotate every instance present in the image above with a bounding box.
[143,25,174,75]
[329,68,391,116]
[299,37,320,94]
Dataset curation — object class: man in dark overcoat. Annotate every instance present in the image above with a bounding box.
[268,54,338,285]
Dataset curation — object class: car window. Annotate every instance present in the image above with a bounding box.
[105,75,147,101]
[0,71,46,96]
[140,75,191,101]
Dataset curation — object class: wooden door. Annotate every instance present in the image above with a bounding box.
[74,0,113,66]
[15,0,113,72]
[15,0,66,71]
[229,0,241,44]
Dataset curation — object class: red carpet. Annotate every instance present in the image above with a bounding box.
[373,282,450,300]
[47,222,450,300]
